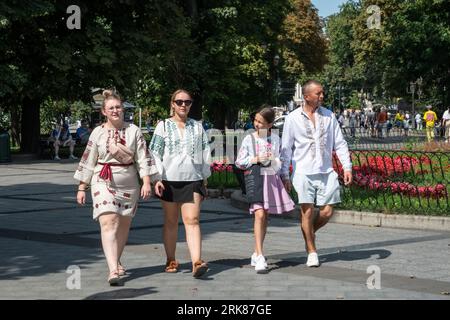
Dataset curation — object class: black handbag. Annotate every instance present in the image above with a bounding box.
[244,134,264,204]
[244,164,264,204]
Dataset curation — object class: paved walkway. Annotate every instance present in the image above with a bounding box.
[0,160,449,300]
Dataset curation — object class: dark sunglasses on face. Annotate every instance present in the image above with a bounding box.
[174,99,193,107]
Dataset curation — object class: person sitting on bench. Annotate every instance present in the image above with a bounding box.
[52,124,77,160]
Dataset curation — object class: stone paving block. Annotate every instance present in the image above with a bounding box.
[1,161,450,300]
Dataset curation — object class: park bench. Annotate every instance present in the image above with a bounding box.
[39,133,79,159]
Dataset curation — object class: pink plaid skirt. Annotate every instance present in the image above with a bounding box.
[249,173,295,214]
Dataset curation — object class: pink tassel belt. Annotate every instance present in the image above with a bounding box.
[98,162,133,181]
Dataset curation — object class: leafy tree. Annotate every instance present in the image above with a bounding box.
[0,0,181,153]
[319,0,450,112]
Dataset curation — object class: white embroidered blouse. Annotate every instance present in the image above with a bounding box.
[149,118,211,181]
[235,132,282,173]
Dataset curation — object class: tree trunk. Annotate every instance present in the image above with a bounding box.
[20,97,41,154]
[189,91,202,121]
[10,107,21,147]
[226,107,238,129]
[186,0,198,19]
[210,101,226,130]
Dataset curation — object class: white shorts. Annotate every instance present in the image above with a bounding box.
[292,171,341,206]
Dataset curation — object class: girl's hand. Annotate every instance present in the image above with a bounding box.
[141,183,152,200]
[283,180,292,193]
[154,181,165,197]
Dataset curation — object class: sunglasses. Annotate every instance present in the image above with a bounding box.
[173,100,193,107]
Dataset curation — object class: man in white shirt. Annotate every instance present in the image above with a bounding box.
[281,80,352,267]
[442,106,450,143]
[415,112,422,130]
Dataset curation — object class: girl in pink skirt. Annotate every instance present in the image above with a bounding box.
[235,106,295,273]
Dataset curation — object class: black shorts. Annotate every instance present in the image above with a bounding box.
[157,180,206,203]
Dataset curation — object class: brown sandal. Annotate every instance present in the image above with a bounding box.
[192,260,209,278]
[165,260,179,273]
[108,270,120,286]
[118,263,126,276]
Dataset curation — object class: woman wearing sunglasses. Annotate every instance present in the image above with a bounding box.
[149,89,211,278]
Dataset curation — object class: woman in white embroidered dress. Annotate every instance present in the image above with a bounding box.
[74,90,158,285]
[149,89,211,278]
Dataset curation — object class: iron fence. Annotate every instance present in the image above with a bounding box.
[206,129,450,214]
[341,126,447,150]
[336,150,449,214]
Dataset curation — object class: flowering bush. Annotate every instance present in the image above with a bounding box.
[334,152,449,199]
[210,160,233,173]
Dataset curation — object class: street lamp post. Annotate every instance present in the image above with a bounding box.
[336,85,344,111]
[273,54,280,107]
[407,77,423,124]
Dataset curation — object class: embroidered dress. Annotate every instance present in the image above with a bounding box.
[74,123,158,220]
[236,132,295,214]
[149,118,211,182]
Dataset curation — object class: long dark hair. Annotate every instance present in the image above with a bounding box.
[256,104,275,124]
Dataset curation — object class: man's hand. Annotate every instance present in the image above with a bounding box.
[343,170,352,186]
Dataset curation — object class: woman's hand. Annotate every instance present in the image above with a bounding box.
[77,183,88,205]
[154,181,165,197]
[77,190,86,205]
[141,183,152,200]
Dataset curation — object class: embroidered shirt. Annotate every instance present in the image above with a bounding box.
[235,132,282,173]
[74,123,158,184]
[280,106,352,179]
[149,118,211,181]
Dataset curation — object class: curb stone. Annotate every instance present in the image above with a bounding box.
[230,190,450,231]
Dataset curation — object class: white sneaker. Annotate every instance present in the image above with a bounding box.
[54,155,61,161]
[254,255,268,274]
[306,252,320,267]
[69,155,78,160]
[250,252,267,267]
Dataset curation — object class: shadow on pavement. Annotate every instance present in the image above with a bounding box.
[83,287,157,300]
[321,248,391,263]
[120,264,166,283]
[271,248,391,272]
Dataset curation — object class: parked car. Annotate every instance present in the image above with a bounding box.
[272,115,286,135]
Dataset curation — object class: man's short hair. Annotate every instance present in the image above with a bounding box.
[302,80,323,96]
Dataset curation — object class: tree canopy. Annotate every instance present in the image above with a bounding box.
[320,0,450,112]
[0,0,328,152]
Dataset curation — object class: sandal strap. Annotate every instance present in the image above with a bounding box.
[166,260,178,267]
[194,260,205,267]
[165,260,179,271]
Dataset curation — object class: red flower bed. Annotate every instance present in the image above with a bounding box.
[334,153,448,199]
[211,160,233,173]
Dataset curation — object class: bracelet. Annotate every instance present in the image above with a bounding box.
[78,186,90,192]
